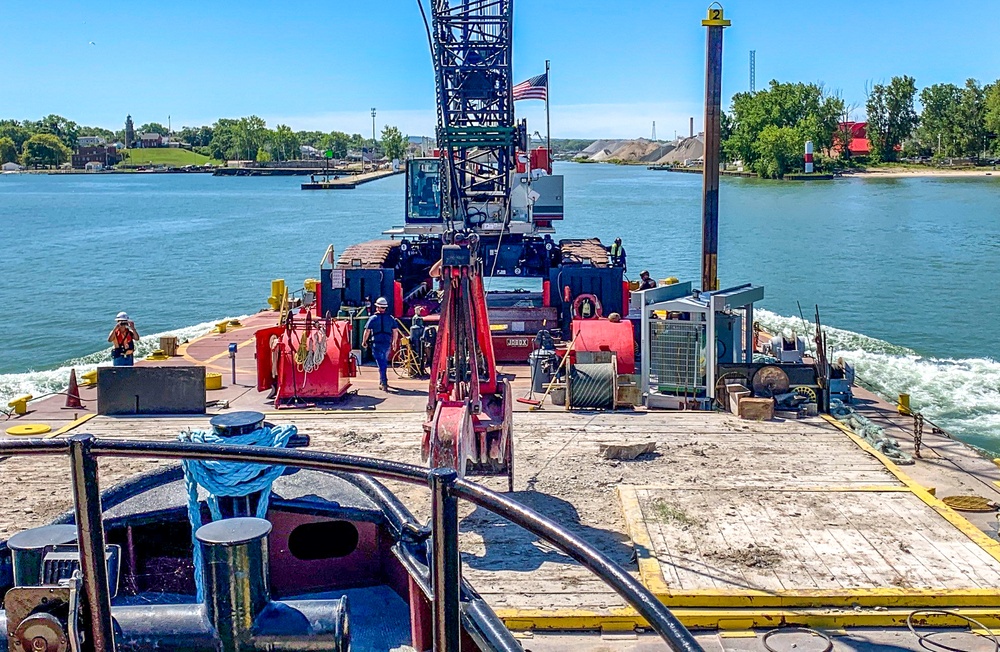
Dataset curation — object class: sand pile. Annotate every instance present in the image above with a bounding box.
[655,136,704,164]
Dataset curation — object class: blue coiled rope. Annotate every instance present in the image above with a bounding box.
[178,424,297,600]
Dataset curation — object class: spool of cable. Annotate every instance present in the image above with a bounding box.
[569,362,616,409]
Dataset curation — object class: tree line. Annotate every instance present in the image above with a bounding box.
[0,114,409,167]
[722,77,1000,178]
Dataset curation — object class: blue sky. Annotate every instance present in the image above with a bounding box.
[1,1,997,138]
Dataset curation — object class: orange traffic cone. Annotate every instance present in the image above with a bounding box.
[64,368,84,409]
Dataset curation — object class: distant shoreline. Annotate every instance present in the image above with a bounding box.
[845,167,999,179]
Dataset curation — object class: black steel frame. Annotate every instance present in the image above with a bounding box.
[431,0,516,226]
[0,434,703,652]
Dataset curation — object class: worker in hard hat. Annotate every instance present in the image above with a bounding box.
[362,297,399,391]
[638,270,657,291]
[609,237,627,270]
[108,312,140,366]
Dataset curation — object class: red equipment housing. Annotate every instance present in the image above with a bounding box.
[571,318,636,374]
[255,312,355,406]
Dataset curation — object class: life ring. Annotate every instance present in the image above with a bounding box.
[571,293,603,320]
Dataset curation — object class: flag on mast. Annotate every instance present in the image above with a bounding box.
[513,73,548,102]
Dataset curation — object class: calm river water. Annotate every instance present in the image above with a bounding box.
[1,164,999,449]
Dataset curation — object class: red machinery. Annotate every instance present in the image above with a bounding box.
[572,318,636,374]
[255,311,356,406]
[422,240,513,491]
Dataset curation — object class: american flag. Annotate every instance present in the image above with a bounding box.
[513,73,548,102]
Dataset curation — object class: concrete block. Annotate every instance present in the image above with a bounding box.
[739,397,774,421]
[98,365,206,415]
[599,442,656,460]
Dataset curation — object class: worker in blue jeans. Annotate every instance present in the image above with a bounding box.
[362,297,399,391]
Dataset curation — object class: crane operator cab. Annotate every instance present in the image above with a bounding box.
[405,158,442,223]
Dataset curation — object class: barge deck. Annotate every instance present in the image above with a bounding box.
[6,312,1000,649]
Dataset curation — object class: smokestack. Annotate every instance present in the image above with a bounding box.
[690,117,694,139]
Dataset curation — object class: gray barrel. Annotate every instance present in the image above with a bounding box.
[7,524,77,587]
[529,350,557,394]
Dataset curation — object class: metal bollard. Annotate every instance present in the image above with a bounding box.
[429,468,461,651]
[69,434,117,652]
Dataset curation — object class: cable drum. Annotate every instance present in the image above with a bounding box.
[569,362,616,409]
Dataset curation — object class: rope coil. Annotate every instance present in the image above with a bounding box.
[179,424,297,600]
[830,399,913,465]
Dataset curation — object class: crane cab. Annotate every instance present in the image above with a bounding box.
[405,158,442,224]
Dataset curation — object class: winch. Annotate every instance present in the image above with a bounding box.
[0,518,350,652]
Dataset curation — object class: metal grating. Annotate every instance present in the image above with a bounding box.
[649,321,705,394]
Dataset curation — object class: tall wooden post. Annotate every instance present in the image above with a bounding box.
[701,4,730,292]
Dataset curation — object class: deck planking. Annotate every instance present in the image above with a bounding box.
[5,407,1000,615]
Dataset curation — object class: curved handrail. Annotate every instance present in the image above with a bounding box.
[0,435,702,652]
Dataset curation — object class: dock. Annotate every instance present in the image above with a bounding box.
[6,313,1000,648]
[301,168,404,189]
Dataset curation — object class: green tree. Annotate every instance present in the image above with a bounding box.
[983,79,1000,153]
[138,122,168,136]
[270,124,300,161]
[865,76,918,163]
[321,131,351,159]
[296,130,326,147]
[381,125,406,160]
[26,115,79,148]
[915,83,961,157]
[206,119,240,161]
[956,78,986,158]
[236,115,267,160]
[0,137,17,164]
[752,125,803,178]
[177,125,214,147]
[21,133,71,168]
[0,120,33,150]
[78,126,115,141]
[255,148,272,163]
[723,80,842,174]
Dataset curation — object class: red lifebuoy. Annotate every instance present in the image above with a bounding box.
[571,293,603,320]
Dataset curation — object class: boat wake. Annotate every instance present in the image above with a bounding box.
[0,317,248,413]
[755,309,1000,449]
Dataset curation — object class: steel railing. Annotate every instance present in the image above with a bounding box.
[0,434,703,652]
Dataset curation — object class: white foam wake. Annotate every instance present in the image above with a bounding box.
[0,316,249,412]
[754,309,1000,446]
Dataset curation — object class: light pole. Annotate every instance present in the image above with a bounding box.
[371,108,377,172]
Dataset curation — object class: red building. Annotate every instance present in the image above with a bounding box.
[834,122,870,156]
[72,145,121,169]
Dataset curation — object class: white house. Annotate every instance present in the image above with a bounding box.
[85,161,104,172]
[1,162,23,172]
[78,136,106,147]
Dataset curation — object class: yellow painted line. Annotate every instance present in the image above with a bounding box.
[822,414,1000,568]
[719,631,757,638]
[617,486,670,595]
[497,607,1000,631]
[183,334,258,366]
[620,480,1000,608]
[47,413,97,439]
[648,588,1000,608]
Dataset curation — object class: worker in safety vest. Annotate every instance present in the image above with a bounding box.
[362,297,399,391]
[108,311,140,366]
[609,237,627,270]
[639,270,657,291]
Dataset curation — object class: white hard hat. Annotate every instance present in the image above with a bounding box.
[374,297,389,308]
[116,311,129,321]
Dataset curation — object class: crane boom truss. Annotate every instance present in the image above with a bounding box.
[430,0,516,227]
